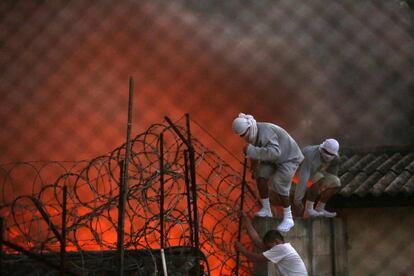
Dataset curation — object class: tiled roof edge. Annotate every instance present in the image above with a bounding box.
[341,145,414,155]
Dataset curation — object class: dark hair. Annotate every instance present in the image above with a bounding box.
[263,230,284,244]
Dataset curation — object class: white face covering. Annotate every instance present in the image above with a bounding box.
[232,113,258,144]
[319,145,336,162]
[321,152,335,162]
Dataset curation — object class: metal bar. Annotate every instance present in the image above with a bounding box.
[164,115,200,273]
[2,240,77,276]
[117,77,134,276]
[164,115,197,246]
[235,157,248,276]
[185,113,191,146]
[60,186,67,276]
[183,150,194,246]
[159,133,165,249]
[187,141,199,250]
[31,197,62,244]
[159,133,168,275]
[185,114,202,275]
[117,159,125,250]
[164,116,191,149]
[0,217,3,275]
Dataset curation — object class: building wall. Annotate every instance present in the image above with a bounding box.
[341,207,414,276]
[251,207,414,276]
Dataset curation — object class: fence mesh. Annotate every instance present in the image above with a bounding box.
[1,1,414,275]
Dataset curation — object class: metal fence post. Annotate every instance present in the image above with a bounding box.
[117,77,134,276]
[159,133,169,275]
[184,150,194,247]
[235,157,247,276]
[0,217,3,275]
[60,185,67,276]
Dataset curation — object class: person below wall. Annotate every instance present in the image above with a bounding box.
[235,212,308,276]
[232,113,304,232]
[293,139,341,218]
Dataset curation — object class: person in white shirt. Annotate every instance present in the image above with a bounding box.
[232,113,304,232]
[235,213,308,276]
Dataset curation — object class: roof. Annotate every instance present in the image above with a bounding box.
[337,145,414,198]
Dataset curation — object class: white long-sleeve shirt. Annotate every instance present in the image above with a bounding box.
[295,145,340,202]
[245,123,304,164]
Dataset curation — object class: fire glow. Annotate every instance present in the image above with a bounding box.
[0,124,261,275]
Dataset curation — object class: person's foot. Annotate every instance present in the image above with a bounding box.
[277,218,294,232]
[304,209,322,218]
[317,209,337,218]
[255,208,273,217]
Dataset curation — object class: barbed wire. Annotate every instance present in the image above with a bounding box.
[0,121,258,275]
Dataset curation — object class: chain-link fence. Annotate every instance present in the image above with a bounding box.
[1,1,414,275]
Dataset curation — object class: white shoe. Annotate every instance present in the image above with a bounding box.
[277,218,294,232]
[304,209,322,218]
[317,209,337,218]
[255,208,273,217]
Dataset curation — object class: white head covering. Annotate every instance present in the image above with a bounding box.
[319,138,339,156]
[319,138,339,162]
[232,113,258,143]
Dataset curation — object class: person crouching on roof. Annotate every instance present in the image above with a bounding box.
[294,139,341,218]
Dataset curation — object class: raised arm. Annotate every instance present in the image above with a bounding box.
[235,242,268,263]
[242,213,266,251]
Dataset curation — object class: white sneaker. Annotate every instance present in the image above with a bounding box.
[317,209,337,218]
[304,209,323,218]
[277,218,294,232]
[255,208,273,217]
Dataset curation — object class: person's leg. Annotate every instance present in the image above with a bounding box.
[279,194,290,208]
[277,193,295,232]
[303,175,323,218]
[316,188,340,217]
[315,174,341,217]
[270,162,299,232]
[256,177,269,198]
[319,187,340,203]
[253,163,275,217]
[307,180,320,202]
[277,193,294,232]
[255,178,272,217]
[269,190,281,205]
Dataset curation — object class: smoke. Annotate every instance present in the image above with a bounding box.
[0,0,413,164]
